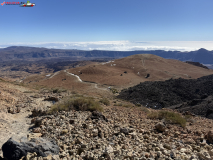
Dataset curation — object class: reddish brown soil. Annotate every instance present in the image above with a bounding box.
[22,54,213,97]
[68,54,213,88]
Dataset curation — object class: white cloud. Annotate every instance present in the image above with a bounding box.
[0,41,213,51]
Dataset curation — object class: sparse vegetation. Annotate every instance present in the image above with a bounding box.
[184,115,195,123]
[114,103,123,106]
[0,78,6,82]
[99,98,110,106]
[71,91,78,94]
[34,85,42,90]
[23,90,34,93]
[110,88,119,94]
[16,82,27,87]
[148,110,186,127]
[122,104,133,108]
[135,103,142,107]
[139,106,150,113]
[52,88,67,93]
[49,96,103,114]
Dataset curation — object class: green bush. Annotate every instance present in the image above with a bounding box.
[49,96,103,114]
[99,98,110,106]
[148,110,186,127]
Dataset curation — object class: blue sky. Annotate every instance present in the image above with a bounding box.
[1,0,213,50]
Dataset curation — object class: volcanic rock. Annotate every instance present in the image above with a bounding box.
[118,74,213,119]
[206,130,213,144]
[89,111,108,122]
[2,137,59,160]
[155,122,166,132]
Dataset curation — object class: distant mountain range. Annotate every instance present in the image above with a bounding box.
[0,46,213,64]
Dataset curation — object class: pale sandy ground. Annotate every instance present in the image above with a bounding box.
[0,83,52,157]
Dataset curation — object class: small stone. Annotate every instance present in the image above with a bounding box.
[61,129,69,135]
[105,145,114,153]
[143,135,149,139]
[120,128,129,135]
[155,122,166,132]
[32,127,41,133]
[164,143,171,150]
[69,119,75,124]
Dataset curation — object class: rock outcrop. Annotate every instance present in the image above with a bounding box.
[118,74,213,119]
[2,137,59,160]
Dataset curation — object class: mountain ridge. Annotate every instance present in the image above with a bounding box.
[1,46,213,64]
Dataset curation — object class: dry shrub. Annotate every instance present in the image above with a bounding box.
[110,88,119,94]
[52,88,67,93]
[139,106,150,113]
[99,98,110,106]
[122,104,133,108]
[23,90,34,93]
[114,103,123,106]
[148,110,186,127]
[49,96,103,114]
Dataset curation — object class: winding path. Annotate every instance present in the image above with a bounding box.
[64,70,108,91]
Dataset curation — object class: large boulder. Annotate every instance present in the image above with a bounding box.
[2,137,59,160]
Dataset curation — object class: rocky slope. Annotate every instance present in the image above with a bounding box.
[1,69,213,160]
[27,105,213,160]
[0,81,213,160]
[117,74,213,119]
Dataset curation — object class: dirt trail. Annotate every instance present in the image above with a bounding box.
[0,110,32,143]
[64,70,108,91]
[49,71,60,79]
[0,83,52,156]
[0,108,32,156]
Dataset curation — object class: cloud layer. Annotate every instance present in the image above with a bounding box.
[1,41,213,51]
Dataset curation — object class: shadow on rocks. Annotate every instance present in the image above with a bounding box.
[2,137,59,160]
[88,111,108,122]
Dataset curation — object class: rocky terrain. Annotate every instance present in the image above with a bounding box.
[0,79,212,160]
[117,74,213,119]
[1,53,213,160]
[0,81,68,158]
[185,61,209,70]
[15,104,213,160]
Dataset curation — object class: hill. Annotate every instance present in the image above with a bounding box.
[67,54,213,88]
[20,54,213,98]
[1,46,213,64]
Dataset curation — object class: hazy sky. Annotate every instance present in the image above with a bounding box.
[1,0,213,50]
